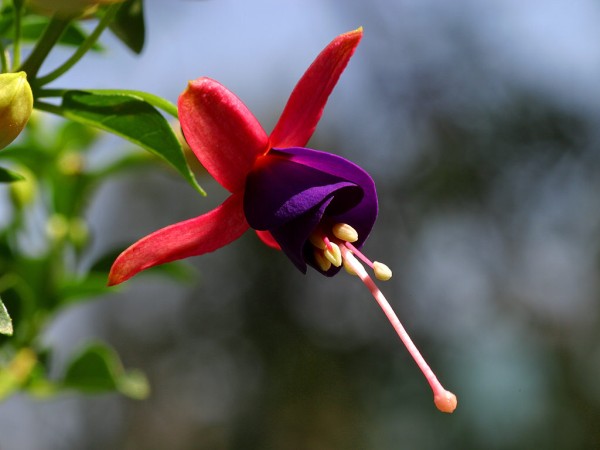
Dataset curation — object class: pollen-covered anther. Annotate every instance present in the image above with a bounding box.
[342,251,360,276]
[323,241,342,267]
[314,249,332,272]
[332,223,358,243]
[373,261,392,281]
[308,231,327,250]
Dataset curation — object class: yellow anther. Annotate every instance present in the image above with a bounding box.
[323,242,342,267]
[332,223,358,243]
[308,231,327,250]
[342,252,360,276]
[314,249,332,272]
[373,261,392,281]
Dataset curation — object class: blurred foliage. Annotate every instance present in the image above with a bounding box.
[0,0,193,403]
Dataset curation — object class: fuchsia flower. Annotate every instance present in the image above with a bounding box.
[108,28,457,413]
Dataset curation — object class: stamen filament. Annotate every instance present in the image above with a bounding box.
[323,236,335,253]
[343,251,360,276]
[344,242,374,269]
[339,245,457,413]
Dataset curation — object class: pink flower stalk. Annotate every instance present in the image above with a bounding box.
[108,28,457,413]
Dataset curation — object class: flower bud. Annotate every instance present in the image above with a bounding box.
[0,72,33,150]
[28,0,124,18]
[69,217,90,250]
[9,166,37,208]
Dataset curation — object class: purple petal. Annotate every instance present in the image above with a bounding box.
[244,147,378,276]
[274,147,378,251]
[270,197,334,273]
[244,152,360,230]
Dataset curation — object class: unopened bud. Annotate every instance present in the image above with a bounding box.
[46,214,69,241]
[0,72,33,150]
[69,217,89,249]
[9,166,36,208]
[58,152,85,175]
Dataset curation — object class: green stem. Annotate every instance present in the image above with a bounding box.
[34,100,63,116]
[36,4,121,87]
[35,88,67,98]
[18,16,71,78]
[12,0,23,70]
[0,41,8,73]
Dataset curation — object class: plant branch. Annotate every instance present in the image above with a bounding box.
[36,4,121,86]
[18,16,71,78]
[12,0,23,70]
[0,41,8,73]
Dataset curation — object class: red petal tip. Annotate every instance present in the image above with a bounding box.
[107,193,249,286]
[269,28,364,149]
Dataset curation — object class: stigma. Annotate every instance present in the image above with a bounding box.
[309,223,457,414]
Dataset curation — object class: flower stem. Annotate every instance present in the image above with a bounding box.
[0,41,9,73]
[35,88,67,98]
[36,4,121,87]
[33,100,63,116]
[12,0,23,70]
[18,16,71,78]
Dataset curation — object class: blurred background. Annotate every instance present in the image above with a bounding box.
[2,0,600,448]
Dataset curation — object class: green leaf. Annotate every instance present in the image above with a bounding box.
[63,342,149,399]
[0,166,24,183]
[0,297,12,336]
[108,0,145,54]
[56,91,204,195]
[87,89,178,118]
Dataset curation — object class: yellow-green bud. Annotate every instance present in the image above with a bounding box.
[9,166,37,208]
[28,0,124,18]
[58,152,85,176]
[68,217,90,249]
[0,72,33,150]
[46,214,69,241]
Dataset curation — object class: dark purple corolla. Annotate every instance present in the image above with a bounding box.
[244,147,377,276]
